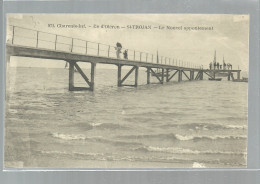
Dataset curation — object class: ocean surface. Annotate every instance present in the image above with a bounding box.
[4,67,248,168]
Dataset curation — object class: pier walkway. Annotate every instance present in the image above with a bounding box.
[6,25,241,91]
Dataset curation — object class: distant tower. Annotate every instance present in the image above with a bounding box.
[213,50,217,64]
[156,50,159,64]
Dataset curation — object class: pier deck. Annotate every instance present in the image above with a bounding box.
[6,25,242,91]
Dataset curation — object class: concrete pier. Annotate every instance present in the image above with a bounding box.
[178,70,182,82]
[5,25,243,91]
[147,67,151,84]
[69,61,75,91]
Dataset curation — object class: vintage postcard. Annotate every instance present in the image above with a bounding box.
[5,14,249,168]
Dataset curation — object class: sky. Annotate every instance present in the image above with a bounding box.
[6,14,249,71]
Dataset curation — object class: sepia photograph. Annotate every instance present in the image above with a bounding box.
[4,14,249,168]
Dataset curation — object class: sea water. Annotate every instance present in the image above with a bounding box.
[4,67,248,168]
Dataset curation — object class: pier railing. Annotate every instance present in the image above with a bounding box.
[7,25,202,68]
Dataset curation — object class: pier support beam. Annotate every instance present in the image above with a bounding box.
[117,64,122,87]
[204,71,214,79]
[70,61,95,91]
[69,61,75,91]
[135,66,139,87]
[182,71,190,80]
[228,72,231,81]
[237,71,240,80]
[90,63,96,91]
[150,68,163,84]
[161,68,164,84]
[231,73,235,81]
[178,70,182,82]
[200,71,203,80]
[147,67,150,84]
[195,71,200,80]
[190,71,194,81]
[166,69,170,82]
[167,70,178,82]
[118,65,138,87]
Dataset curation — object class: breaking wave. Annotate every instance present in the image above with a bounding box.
[175,134,247,141]
[51,132,96,141]
[51,132,142,146]
[117,133,246,141]
[134,146,246,155]
[91,122,129,130]
[162,123,247,130]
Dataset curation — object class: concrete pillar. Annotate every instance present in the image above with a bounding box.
[190,71,194,80]
[161,68,164,84]
[178,70,182,82]
[228,72,231,81]
[200,71,203,80]
[117,65,122,87]
[231,73,235,81]
[147,67,150,84]
[237,71,240,80]
[90,63,96,91]
[135,66,139,87]
[69,61,75,91]
[166,69,170,82]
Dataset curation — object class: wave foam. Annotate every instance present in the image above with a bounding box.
[91,122,128,130]
[224,125,247,129]
[52,133,86,140]
[51,133,142,147]
[119,133,246,141]
[163,123,247,130]
[135,146,246,155]
[192,162,206,168]
[175,134,246,141]
[51,133,103,141]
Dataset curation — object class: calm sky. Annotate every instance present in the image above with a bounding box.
[7,14,249,71]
